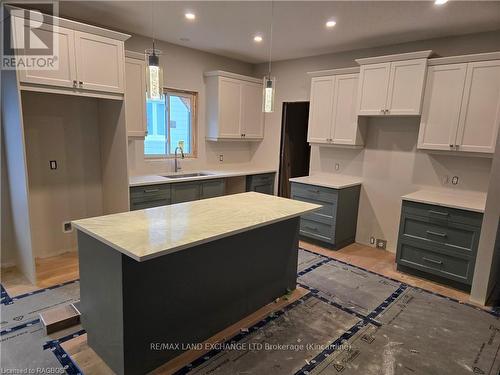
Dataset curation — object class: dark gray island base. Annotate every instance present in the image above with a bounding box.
[78,218,300,375]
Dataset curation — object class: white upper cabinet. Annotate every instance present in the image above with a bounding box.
[356,63,390,116]
[418,59,500,154]
[205,71,264,141]
[14,21,77,88]
[455,60,500,153]
[11,11,129,97]
[356,51,431,116]
[307,69,364,147]
[74,32,125,93]
[125,54,147,138]
[307,76,334,144]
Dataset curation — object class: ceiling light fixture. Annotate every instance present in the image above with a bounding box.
[145,1,164,101]
[262,1,276,113]
[326,20,337,28]
[185,12,196,20]
[434,0,448,5]
[254,35,263,43]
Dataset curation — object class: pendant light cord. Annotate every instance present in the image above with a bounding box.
[268,0,273,76]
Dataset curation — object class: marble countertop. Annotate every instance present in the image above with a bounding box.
[402,189,487,213]
[130,169,277,187]
[72,192,320,262]
[289,174,363,189]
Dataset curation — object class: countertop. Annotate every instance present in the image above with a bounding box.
[72,192,320,262]
[289,174,363,189]
[402,189,487,213]
[129,169,277,187]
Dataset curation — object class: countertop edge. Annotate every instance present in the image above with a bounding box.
[289,177,363,189]
[73,204,321,262]
[401,196,485,213]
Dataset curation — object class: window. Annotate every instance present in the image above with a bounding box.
[144,89,197,157]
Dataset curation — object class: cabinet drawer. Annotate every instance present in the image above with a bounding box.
[130,184,170,204]
[402,200,483,227]
[401,215,479,254]
[200,179,225,199]
[398,242,473,284]
[171,182,201,204]
[300,218,334,242]
[291,194,335,219]
[291,183,338,205]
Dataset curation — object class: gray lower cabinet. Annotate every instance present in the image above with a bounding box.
[290,182,361,250]
[246,173,275,195]
[130,179,225,210]
[396,200,483,290]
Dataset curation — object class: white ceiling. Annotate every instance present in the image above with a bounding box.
[56,1,500,63]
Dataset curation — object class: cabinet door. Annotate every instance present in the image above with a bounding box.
[357,62,390,115]
[218,77,242,138]
[418,64,467,151]
[14,21,77,88]
[200,179,225,200]
[456,60,500,153]
[386,59,427,115]
[240,81,264,139]
[307,76,334,143]
[171,182,200,204]
[74,31,125,93]
[125,57,147,137]
[331,74,360,145]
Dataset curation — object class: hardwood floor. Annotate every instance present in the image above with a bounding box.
[1,251,79,296]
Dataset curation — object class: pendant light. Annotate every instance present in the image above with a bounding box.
[145,1,164,100]
[262,0,276,113]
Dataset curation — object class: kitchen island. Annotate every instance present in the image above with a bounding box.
[72,192,320,375]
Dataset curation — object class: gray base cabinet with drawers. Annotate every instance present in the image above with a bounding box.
[290,182,361,250]
[246,173,275,195]
[130,179,225,210]
[396,200,483,291]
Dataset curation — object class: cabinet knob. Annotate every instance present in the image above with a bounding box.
[449,144,454,148]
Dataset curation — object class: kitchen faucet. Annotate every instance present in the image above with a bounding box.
[174,146,184,173]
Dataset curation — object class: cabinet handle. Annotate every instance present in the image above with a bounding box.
[426,230,447,238]
[304,225,318,232]
[428,210,449,217]
[307,189,320,193]
[422,257,443,265]
[143,188,160,193]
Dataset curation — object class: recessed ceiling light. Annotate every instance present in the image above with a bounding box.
[185,12,196,20]
[253,35,263,43]
[326,20,337,28]
[434,0,448,5]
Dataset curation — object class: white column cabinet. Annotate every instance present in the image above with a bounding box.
[205,71,264,141]
[125,55,147,138]
[74,32,125,93]
[307,71,364,147]
[418,60,500,154]
[357,58,428,116]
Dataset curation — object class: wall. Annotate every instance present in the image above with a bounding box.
[125,35,259,176]
[22,92,104,258]
[252,30,500,252]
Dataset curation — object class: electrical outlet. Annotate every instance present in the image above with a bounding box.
[369,236,375,245]
[219,154,224,162]
[451,176,459,185]
[335,163,340,171]
[62,221,73,233]
[49,160,57,170]
[376,239,387,250]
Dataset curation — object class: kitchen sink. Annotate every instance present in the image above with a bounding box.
[162,172,213,179]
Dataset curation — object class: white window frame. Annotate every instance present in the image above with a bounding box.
[144,88,198,159]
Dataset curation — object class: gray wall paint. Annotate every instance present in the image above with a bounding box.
[252,30,500,253]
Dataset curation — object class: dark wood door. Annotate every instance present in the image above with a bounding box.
[278,102,311,198]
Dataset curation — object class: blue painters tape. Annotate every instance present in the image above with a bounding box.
[0,318,40,336]
[297,258,331,277]
[44,329,86,375]
[0,283,13,305]
[7,279,80,304]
